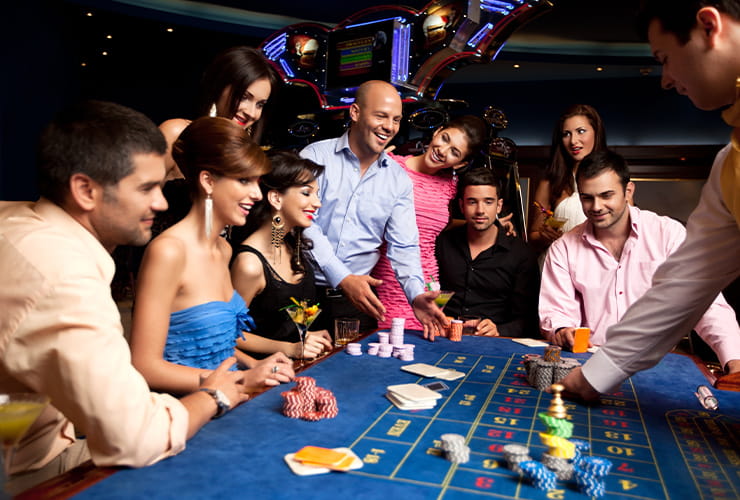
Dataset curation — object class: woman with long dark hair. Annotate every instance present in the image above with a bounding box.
[230,151,333,359]
[528,104,608,253]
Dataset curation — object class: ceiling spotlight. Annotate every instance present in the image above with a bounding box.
[513,64,520,69]
[86,12,93,17]
[166,28,174,33]
[596,66,604,72]
[106,35,112,39]
[81,62,87,67]
[102,51,108,56]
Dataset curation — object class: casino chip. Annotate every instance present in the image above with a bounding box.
[440,433,470,464]
[282,377,339,421]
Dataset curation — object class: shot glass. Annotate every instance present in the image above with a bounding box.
[334,318,360,347]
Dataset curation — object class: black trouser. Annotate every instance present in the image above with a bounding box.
[314,286,378,340]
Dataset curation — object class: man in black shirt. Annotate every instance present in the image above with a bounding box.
[436,168,539,337]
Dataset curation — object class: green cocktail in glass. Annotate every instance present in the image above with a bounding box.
[0,393,50,493]
[434,290,455,310]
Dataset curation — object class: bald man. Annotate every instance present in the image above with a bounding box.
[301,81,446,338]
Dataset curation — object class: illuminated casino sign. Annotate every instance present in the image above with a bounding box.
[260,0,554,108]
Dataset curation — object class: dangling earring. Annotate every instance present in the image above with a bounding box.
[208,103,217,117]
[204,194,213,237]
[271,214,285,264]
[246,125,254,137]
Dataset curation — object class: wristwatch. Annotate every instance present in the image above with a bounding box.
[198,388,231,418]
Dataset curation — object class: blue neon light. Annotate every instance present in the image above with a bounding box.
[279,58,295,78]
[264,33,287,60]
[345,16,404,29]
[467,22,494,48]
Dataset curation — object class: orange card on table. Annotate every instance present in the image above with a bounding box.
[293,446,348,467]
[573,327,590,353]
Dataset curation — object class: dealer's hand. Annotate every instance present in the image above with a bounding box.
[413,290,447,341]
[339,274,386,321]
[556,366,600,401]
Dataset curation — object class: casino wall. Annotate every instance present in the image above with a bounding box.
[0,0,732,226]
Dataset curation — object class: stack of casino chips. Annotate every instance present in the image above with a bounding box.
[502,444,531,474]
[537,384,576,482]
[523,354,580,391]
[281,376,338,421]
[363,330,415,361]
[573,456,612,498]
[518,460,557,490]
[570,439,590,467]
[449,320,463,342]
[389,318,405,345]
[345,342,362,356]
[440,433,470,464]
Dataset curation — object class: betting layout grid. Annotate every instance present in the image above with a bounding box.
[349,351,690,500]
[666,409,740,498]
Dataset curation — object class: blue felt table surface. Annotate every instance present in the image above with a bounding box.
[75,334,740,499]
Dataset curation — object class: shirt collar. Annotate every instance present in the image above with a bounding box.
[581,204,641,245]
[336,130,391,168]
[461,219,511,254]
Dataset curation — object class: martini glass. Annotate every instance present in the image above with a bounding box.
[434,290,455,311]
[286,306,321,367]
[0,393,49,493]
[434,291,455,337]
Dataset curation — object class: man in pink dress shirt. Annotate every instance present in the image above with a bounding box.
[539,150,740,373]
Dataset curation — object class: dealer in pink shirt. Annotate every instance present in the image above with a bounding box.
[539,150,740,374]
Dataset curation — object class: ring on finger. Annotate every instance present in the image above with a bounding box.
[271,365,279,374]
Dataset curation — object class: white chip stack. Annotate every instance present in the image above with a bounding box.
[390,317,405,346]
[345,342,362,356]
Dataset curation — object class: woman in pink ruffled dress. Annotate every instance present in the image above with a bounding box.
[371,115,487,331]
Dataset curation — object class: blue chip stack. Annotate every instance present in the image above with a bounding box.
[569,439,590,468]
[573,456,612,498]
[518,460,557,490]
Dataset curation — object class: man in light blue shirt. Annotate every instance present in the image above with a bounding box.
[301,80,445,337]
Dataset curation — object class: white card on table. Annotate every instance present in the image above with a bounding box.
[401,363,449,378]
[387,383,443,402]
[436,370,465,381]
[385,392,437,410]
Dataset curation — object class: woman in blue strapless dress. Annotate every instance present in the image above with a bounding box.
[129,117,295,395]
